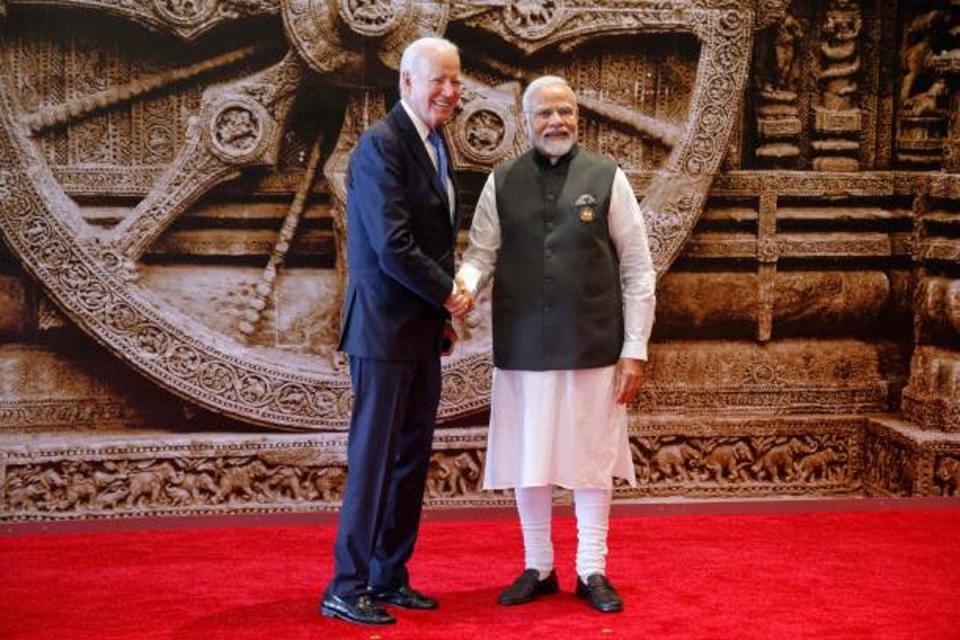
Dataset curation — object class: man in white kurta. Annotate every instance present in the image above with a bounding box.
[456,76,656,613]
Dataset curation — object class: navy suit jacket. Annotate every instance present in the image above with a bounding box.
[338,103,460,360]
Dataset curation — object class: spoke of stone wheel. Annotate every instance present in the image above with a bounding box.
[466,51,682,147]
[238,135,325,338]
[97,52,306,266]
[21,44,273,135]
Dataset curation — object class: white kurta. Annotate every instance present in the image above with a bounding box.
[458,165,656,490]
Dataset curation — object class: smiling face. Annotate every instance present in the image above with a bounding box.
[524,83,578,158]
[401,45,462,130]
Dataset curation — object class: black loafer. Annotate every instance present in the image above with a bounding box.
[370,584,439,610]
[497,568,559,606]
[320,591,396,625]
[575,574,623,613]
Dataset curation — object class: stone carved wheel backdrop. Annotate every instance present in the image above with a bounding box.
[0,0,772,430]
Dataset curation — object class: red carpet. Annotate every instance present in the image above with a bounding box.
[3,507,959,639]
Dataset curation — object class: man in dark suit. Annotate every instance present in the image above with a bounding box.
[320,37,471,626]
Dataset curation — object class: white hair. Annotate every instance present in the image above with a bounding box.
[522,75,575,113]
[398,37,459,94]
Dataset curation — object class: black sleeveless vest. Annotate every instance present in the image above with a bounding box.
[492,145,623,370]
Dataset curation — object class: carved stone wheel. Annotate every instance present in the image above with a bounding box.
[0,0,780,430]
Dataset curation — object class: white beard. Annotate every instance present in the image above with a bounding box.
[537,135,575,158]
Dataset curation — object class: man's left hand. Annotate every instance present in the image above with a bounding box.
[614,358,646,405]
[441,321,458,356]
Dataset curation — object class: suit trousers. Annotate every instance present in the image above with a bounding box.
[330,354,441,599]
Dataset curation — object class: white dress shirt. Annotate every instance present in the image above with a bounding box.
[400,99,456,222]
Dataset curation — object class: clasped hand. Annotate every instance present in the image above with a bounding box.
[443,277,475,318]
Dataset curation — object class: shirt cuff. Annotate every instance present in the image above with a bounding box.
[456,263,483,296]
[620,340,648,361]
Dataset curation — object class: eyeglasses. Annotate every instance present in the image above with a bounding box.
[527,106,577,121]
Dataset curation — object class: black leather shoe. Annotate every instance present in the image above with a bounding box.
[320,590,396,625]
[575,574,623,613]
[370,584,439,610]
[497,569,559,606]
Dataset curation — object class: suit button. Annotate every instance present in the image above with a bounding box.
[546,194,556,202]
[546,221,554,229]
[544,306,552,314]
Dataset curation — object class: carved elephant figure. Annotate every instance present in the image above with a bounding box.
[450,452,481,496]
[701,441,754,482]
[214,460,268,503]
[92,487,129,510]
[178,471,219,503]
[7,482,46,511]
[127,462,185,507]
[797,447,846,482]
[651,442,700,482]
[34,467,66,492]
[751,438,816,482]
[628,440,653,482]
[425,458,450,498]
[65,473,99,508]
[313,467,345,502]
[166,485,194,505]
[265,466,308,501]
[935,457,960,496]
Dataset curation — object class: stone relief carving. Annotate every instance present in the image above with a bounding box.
[934,454,960,496]
[628,432,852,492]
[0,0,761,430]
[863,426,916,497]
[755,8,803,163]
[1,1,960,521]
[813,0,862,171]
[896,8,949,167]
[4,455,351,513]
[426,449,484,499]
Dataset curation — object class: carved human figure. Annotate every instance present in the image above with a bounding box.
[900,10,946,105]
[935,457,960,496]
[764,13,803,93]
[819,0,862,111]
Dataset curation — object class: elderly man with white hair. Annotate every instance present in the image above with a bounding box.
[457,75,656,613]
[320,36,471,626]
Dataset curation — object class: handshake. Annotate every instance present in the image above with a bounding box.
[444,275,475,319]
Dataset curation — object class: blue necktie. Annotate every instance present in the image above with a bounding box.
[427,129,449,184]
